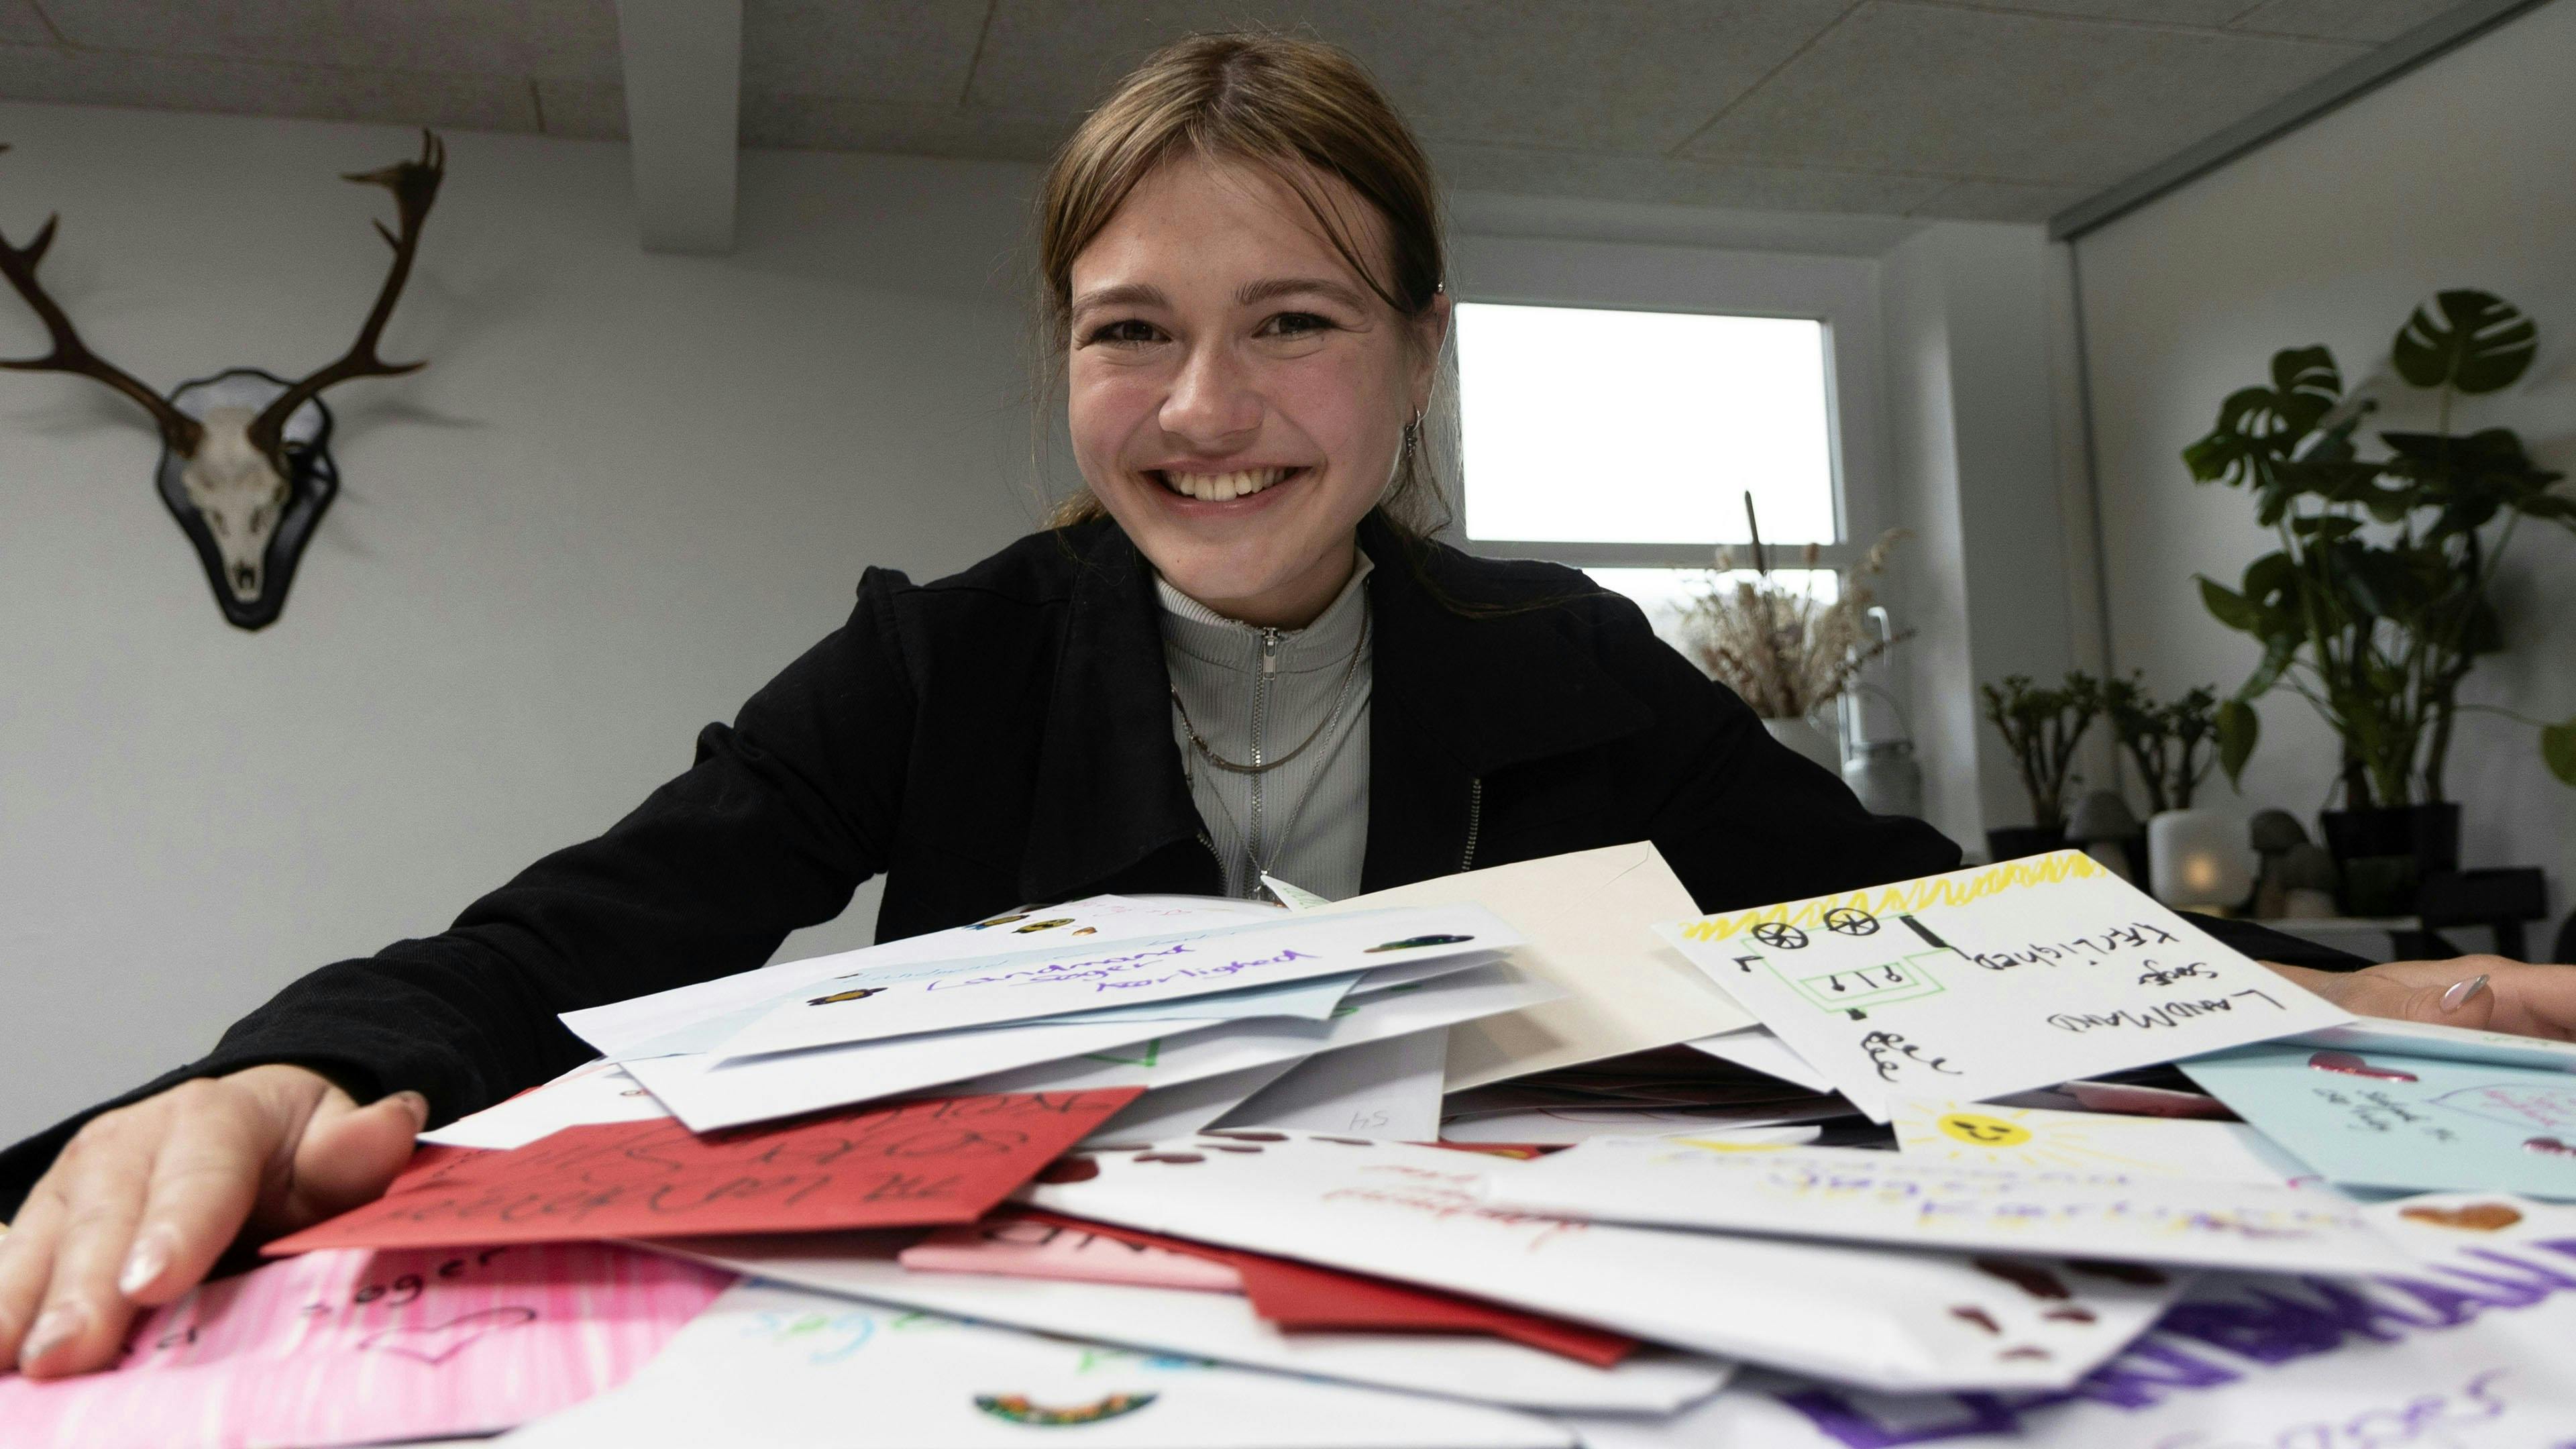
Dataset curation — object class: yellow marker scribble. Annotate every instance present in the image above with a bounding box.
[1678,851,2104,943]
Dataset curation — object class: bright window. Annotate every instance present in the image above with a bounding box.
[1455,303,1839,550]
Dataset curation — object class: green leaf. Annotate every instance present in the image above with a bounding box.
[2392,290,2536,394]
[2199,577,2258,633]
[2544,716,2576,788]
[2216,698,2259,788]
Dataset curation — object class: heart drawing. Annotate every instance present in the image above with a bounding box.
[356,1306,540,1365]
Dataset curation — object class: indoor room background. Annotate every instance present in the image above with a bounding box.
[2,0,2569,1148]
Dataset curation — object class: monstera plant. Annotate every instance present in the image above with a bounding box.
[2187,290,2576,824]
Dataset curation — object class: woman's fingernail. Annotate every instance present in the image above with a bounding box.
[20,1302,85,1367]
[119,1230,172,1297]
[2440,974,2491,1013]
[389,1090,429,1124]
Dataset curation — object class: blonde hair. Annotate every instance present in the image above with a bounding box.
[1034,32,1450,535]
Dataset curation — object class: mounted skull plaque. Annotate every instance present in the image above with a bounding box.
[1,131,444,630]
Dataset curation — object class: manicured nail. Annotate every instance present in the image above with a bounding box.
[388,1091,429,1128]
[20,1302,84,1367]
[119,1230,172,1298]
[2440,974,2491,1013]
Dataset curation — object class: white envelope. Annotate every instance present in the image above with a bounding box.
[649,1232,1733,1414]
[1086,1061,1306,1145]
[1656,851,2349,1120]
[563,894,1279,1061]
[1477,1137,2401,1275]
[498,1280,1570,1448]
[1216,1029,1449,1140]
[419,1058,672,1149]
[1297,843,1756,1089]
[1022,1133,2181,1393]
[623,1014,1192,1133]
[715,906,1519,1060]
[1558,1193,2576,1446]
[957,961,1562,1095]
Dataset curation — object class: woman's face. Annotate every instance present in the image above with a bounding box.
[1066,154,1447,627]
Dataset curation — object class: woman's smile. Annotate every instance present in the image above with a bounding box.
[1148,464,1309,506]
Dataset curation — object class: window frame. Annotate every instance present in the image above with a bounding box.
[1443,232,1890,576]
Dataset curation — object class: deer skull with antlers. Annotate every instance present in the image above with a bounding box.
[1,131,444,629]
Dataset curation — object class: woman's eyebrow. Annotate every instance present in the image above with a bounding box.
[1071,281,1170,314]
[1236,276,1371,309]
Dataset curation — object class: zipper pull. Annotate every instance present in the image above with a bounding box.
[1260,627,1281,676]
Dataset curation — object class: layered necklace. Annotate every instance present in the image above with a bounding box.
[1167,596,1371,895]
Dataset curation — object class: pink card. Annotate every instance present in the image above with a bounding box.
[0,1241,731,1449]
[899,1214,1244,1292]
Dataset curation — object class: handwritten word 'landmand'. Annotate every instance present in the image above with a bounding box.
[2047,989,2284,1034]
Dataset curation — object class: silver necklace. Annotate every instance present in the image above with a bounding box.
[1171,604,1371,895]
[1169,609,1371,775]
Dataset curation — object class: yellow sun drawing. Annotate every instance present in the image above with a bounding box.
[1895,1100,2174,1173]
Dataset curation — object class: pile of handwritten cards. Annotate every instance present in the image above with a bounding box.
[18,847,2576,1448]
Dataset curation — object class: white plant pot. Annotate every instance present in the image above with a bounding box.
[2147,808,2254,910]
[1762,715,1840,772]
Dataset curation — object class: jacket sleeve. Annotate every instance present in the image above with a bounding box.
[0,570,918,1218]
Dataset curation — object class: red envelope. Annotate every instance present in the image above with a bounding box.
[1012,1208,1635,1368]
[265,1089,1141,1255]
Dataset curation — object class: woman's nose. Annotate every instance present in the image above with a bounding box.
[1160,341,1263,449]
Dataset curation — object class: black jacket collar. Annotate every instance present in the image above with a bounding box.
[1016,515,1650,902]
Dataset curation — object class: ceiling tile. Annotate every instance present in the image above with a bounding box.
[1680,1,2367,184]
[967,1,1853,154]
[743,91,1067,162]
[1904,175,2096,220]
[1949,1,2258,25]
[0,43,540,131]
[2228,0,2466,42]
[38,0,623,83]
[0,1,52,45]
[1432,140,1957,214]
[742,0,989,107]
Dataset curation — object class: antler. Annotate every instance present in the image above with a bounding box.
[0,144,205,455]
[247,129,445,462]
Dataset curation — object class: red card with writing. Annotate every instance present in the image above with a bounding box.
[265,1089,1142,1255]
[1011,1208,1635,1367]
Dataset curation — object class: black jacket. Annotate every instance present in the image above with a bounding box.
[1,515,2350,1216]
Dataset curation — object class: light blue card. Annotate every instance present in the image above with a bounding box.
[2182,1041,2576,1199]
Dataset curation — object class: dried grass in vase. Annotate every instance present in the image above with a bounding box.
[1678,521,1909,722]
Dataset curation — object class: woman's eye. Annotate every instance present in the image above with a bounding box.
[1260,311,1334,338]
[1083,319,1163,347]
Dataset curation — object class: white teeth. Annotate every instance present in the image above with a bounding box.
[1163,467,1289,501]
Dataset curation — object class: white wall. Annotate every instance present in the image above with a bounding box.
[2076,0,2576,932]
[1880,221,2083,851]
[0,104,1049,1144]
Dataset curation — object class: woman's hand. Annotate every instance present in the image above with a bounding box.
[2268,955,2576,1042]
[0,1064,423,1378]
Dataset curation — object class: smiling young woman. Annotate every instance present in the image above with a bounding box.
[0,30,2557,1383]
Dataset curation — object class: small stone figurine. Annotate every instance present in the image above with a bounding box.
[2249,810,2339,918]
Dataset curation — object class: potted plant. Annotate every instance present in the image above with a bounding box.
[1978,671,2102,860]
[1678,495,1909,771]
[2186,289,2576,913]
[2104,677,2220,815]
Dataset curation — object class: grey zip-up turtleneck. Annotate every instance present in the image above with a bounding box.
[1155,555,1374,902]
